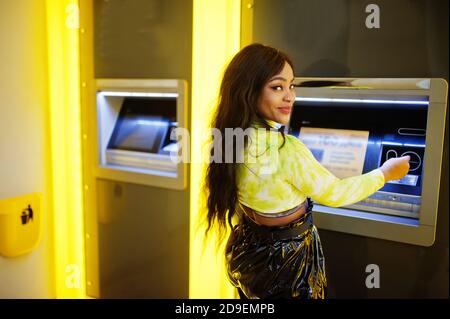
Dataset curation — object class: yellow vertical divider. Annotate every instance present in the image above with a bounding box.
[45,0,85,298]
[190,0,241,298]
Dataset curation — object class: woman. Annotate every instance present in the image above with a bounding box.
[204,43,410,299]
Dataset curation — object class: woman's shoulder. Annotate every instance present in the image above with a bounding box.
[284,133,307,149]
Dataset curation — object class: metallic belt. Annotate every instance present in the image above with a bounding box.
[252,202,306,218]
[242,212,314,241]
[238,198,312,218]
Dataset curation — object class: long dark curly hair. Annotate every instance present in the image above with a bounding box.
[204,43,294,238]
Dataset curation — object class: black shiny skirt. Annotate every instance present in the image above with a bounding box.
[225,200,327,299]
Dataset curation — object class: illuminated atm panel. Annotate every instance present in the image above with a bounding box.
[289,78,447,246]
[95,79,187,189]
[104,96,178,174]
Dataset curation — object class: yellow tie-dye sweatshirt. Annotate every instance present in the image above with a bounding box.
[236,120,385,214]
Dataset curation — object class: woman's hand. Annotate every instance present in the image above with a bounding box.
[380,155,411,182]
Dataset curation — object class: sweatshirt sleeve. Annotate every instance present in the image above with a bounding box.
[286,137,385,207]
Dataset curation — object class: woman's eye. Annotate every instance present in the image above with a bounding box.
[270,84,295,91]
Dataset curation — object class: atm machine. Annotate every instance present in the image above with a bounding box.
[288,78,447,246]
[83,79,189,298]
[78,0,194,298]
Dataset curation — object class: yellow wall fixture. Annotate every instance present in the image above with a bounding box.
[45,0,85,298]
[0,193,42,258]
[190,0,241,298]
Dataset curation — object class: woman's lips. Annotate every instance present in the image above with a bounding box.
[278,107,292,114]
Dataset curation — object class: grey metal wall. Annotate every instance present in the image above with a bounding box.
[92,0,192,298]
[94,0,192,79]
[245,0,448,298]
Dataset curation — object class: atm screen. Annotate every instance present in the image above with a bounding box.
[299,127,370,179]
[107,97,176,153]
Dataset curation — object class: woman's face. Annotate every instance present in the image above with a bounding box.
[256,62,295,125]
